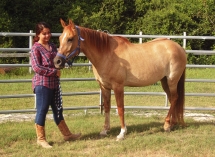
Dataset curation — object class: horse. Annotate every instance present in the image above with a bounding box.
[54,19,187,141]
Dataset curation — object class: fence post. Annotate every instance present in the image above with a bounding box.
[139,31,142,44]
[99,89,103,114]
[183,32,186,49]
[164,94,168,107]
[29,30,33,74]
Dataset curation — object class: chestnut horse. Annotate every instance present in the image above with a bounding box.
[54,19,186,141]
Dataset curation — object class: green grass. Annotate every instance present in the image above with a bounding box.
[0,67,215,156]
[0,67,215,110]
[1,113,215,157]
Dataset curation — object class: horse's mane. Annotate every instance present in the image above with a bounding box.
[79,26,130,53]
[114,36,130,44]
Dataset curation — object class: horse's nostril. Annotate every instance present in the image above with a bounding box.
[57,59,61,65]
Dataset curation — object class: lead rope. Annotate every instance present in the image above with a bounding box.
[55,78,63,118]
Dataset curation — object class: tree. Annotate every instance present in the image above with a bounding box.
[0,1,12,48]
[0,0,215,64]
[3,0,73,47]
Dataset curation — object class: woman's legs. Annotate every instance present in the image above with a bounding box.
[34,86,53,148]
[35,86,81,142]
[35,86,53,126]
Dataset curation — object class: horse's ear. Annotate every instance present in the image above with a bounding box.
[60,18,66,28]
[68,19,75,28]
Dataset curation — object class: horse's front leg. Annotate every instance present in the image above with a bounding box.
[113,86,127,141]
[99,87,111,136]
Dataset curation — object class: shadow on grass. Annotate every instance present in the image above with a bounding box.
[77,120,215,141]
[78,121,164,140]
[184,120,215,128]
[51,122,164,146]
[32,120,215,147]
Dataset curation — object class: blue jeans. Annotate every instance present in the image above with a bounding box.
[35,85,64,126]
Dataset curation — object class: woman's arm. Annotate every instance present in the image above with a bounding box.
[31,47,58,77]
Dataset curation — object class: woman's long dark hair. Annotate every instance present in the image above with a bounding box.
[33,22,51,43]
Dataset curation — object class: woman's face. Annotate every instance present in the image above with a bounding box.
[38,28,51,43]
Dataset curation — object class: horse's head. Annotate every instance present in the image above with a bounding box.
[54,19,82,69]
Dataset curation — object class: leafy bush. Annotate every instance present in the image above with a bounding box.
[187,54,215,65]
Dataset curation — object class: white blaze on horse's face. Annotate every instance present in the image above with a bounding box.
[59,26,78,58]
[61,33,67,45]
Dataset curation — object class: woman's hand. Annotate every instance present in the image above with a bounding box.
[56,70,61,77]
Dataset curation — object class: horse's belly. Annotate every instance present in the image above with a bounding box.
[124,71,164,87]
[124,77,161,87]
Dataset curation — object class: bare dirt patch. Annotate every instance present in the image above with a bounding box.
[0,111,214,124]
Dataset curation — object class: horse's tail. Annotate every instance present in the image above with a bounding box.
[176,69,186,126]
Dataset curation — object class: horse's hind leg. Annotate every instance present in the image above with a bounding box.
[99,86,111,136]
[161,77,178,131]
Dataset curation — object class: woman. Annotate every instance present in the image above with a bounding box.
[31,22,81,148]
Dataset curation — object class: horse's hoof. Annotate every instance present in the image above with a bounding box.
[164,122,171,132]
[164,127,171,132]
[100,130,108,136]
[116,134,125,141]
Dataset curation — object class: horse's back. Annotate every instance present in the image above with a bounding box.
[121,38,186,65]
[111,38,187,86]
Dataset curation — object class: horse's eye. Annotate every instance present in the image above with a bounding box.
[68,38,73,42]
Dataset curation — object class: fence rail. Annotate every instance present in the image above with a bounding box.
[0,32,215,114]
[1,63,215,68]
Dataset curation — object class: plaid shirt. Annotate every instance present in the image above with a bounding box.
[31,42,59,91]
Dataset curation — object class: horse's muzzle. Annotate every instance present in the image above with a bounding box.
[53,56,66,69]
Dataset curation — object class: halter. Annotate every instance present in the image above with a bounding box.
[57,25,84,66]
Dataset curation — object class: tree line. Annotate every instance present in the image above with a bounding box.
[0,0,215,64]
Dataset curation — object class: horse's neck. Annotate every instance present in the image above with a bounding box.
[80,28,109,66]
[80,44,103,66]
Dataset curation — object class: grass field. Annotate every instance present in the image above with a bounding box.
[0,67,215,110]
[0,67,215,157]
[1,112,215,157]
